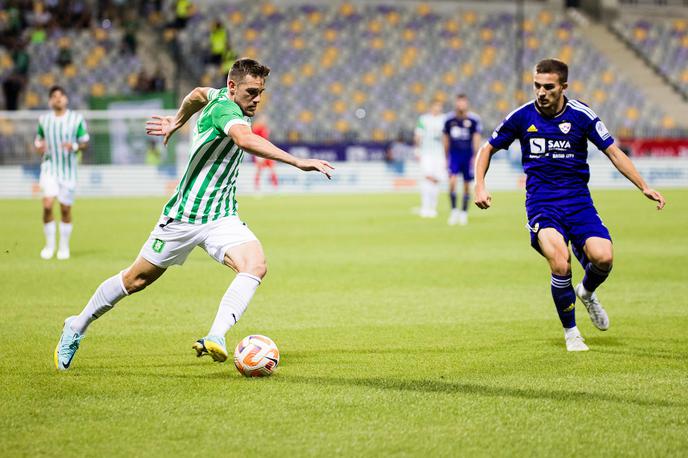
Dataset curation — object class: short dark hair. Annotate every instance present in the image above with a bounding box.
[49,85,66,97]
[534,58,568,83]
[228,58,270,83]
[456,93,468,99]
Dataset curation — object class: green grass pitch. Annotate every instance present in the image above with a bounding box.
[1,190,687,457]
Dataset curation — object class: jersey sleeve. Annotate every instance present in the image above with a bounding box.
[442,119,450,135]
[587,117,614,151]
[76,116,90,142]
[211,101,249,136]
[488,114,519,151]
[207,87,222,102]
[36,121,44,140]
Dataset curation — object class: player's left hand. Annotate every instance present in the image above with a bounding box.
[642,188,666,210]
[62,141,75,152]
[296,158,335,179]
[146,115,176,145]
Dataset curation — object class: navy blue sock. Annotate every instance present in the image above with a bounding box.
[450,192,457,209]
[551,274,576,328]
[582,263,611,293]
[461,193,470,211]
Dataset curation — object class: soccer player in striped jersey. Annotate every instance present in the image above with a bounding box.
[54,58,333,370]
[34,86,89,260]
[474,58,665,352]
[415,99,447,218]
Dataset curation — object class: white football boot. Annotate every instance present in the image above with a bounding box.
[575,283,610,331]
[564,328,589,352]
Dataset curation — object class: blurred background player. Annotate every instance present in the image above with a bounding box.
[414,99,447,218]
[53,58,333,370]
[443,94,482,226]
[252,114,278,193]
[474,58,666,352]
[34,85,89,260]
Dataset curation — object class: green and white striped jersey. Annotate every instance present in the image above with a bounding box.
[163,87,251,224]
[36,110,89,182]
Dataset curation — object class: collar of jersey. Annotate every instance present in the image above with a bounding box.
[533,96,568,119]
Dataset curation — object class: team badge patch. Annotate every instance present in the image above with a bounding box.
[558,122,571,134]
[463,119,471,127]
[152,238,165,253]
[527,124,538,133]
[595,120,611,140]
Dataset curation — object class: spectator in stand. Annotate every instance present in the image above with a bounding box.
[69,0,91,29]
[172,0,193,29]
[2,40,29,110]
[208,20,226,65]
[135,69,151,93]
[149,67,166,92]
[30,24,47,44]
[121,13,138,55]
[27,1,51,29]
[56,37,73,68]
[221,47,238,75]
[145,140,161,165]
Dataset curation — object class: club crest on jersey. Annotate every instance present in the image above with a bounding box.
[558,122,571,134]
[463,119,471,128]
[152,238,165,253]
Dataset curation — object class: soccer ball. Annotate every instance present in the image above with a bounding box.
[233,335,280,377]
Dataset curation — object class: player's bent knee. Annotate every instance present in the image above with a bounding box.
[246,260,267,279]
[548,256,571,276]
[592,252,613,270]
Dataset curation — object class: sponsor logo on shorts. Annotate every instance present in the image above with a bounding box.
[152,238,165,253]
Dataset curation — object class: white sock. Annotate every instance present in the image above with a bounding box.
[59,222,72,250]
[71,272,129,334]
[208,273,261,338]
[564,326,580,338]
[429,181,439,211]
[44,221,56,250]
[420,181,429,211]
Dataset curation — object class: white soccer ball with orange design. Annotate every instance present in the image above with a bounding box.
[233,335,280,377]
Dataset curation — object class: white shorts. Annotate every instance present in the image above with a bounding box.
[40,173,75,205]
[420,155,447,181]
[139,215,259,268]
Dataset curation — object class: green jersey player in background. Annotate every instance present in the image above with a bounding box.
[54,58,334,370]
[35,86,90,260]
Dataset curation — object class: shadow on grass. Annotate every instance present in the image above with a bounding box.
[276,375,685,408]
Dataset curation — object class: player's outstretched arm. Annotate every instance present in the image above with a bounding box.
[145,87,213,145]
[603,144,666,210]
[229,124,334,179]
[474,142,496,209]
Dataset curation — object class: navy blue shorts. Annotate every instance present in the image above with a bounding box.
[526,201,611,262]
[448,155,473,181]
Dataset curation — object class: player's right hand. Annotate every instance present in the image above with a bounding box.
[145,115,176,145]
[642,187,666,210]
[474,188,492,209]
[296,158,335,179]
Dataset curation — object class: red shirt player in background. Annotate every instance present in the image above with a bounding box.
[252,115,278,192]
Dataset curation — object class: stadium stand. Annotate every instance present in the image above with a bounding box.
[1,0,685,144]
[173,1,675,141]
[611,16,688,96]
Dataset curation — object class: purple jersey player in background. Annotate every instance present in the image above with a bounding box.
[443,94,482,226]
[474,58,665,352]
